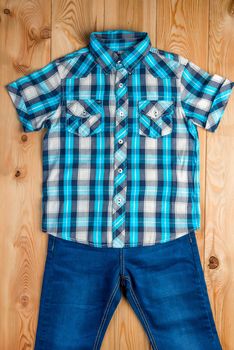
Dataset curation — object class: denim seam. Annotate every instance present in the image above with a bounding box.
[188,232,222,349]
[93,277,120,350]
[34,247,56,349]
[121,248,124,276]
[123,276,159,350]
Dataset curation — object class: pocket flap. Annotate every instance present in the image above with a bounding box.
[67,99,102,118]
[138,100,174,119]
[66,99,103,137]
[138,100,174,138]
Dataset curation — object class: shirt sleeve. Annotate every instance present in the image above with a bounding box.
[5,60,61,133]
[180,59,234,132]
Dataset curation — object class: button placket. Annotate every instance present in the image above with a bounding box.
[112,68,128,246]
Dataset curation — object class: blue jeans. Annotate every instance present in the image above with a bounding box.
[34,230,222,350]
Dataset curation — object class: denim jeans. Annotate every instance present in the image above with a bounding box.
[34,230,222,350]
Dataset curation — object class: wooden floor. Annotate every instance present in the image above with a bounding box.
[1,0,234,349]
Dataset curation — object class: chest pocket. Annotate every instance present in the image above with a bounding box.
[65,99,103,137]
[138,100,174,138]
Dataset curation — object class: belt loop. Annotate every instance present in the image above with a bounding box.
[188,230,194,244]
[48,234,56,253]
[120,248,124,277]
[51,235,55,252]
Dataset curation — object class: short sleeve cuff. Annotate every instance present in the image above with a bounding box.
[5,80,35,133]
[205,78,234,132]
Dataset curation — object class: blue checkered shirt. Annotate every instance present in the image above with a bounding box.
[6,30,234,248]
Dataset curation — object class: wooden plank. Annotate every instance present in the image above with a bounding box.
[1,0,234,349]
[0,1,51,349]
[205,1,234,349]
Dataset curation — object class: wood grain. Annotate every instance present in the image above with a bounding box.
[1,1,52,349]
[205,1,234,349]
[1,0,234,349]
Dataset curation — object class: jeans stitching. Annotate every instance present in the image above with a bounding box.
[123,276,159,350]
[122,248,124,275]
[188,232,222,349]
[93,277,120,350]
[34,244,56,349]
[120,249,123,275]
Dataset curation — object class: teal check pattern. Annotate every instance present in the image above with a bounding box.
[5,30,234,248]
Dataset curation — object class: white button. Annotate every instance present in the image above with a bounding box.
[118,168,123,173]
[119,111,124,116]
[117,198,122,203]
[118,139,123,144]
[119,83,123,88]
[117,60,121,64]
[82,110,87,115]
[154,110,158,116]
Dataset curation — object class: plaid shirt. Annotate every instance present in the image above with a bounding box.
[6,30,234,248]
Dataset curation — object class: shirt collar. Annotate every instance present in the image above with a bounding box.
[89,30,152,74]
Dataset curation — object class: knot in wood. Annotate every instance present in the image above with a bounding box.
[21,134,28,142]
[15,170,21,177]
[4,8,11,15]
[20,294,29,307]
[208,256,219,269]
[40,27,51,39]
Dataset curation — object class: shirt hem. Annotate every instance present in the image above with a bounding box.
[41,226,200,248]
